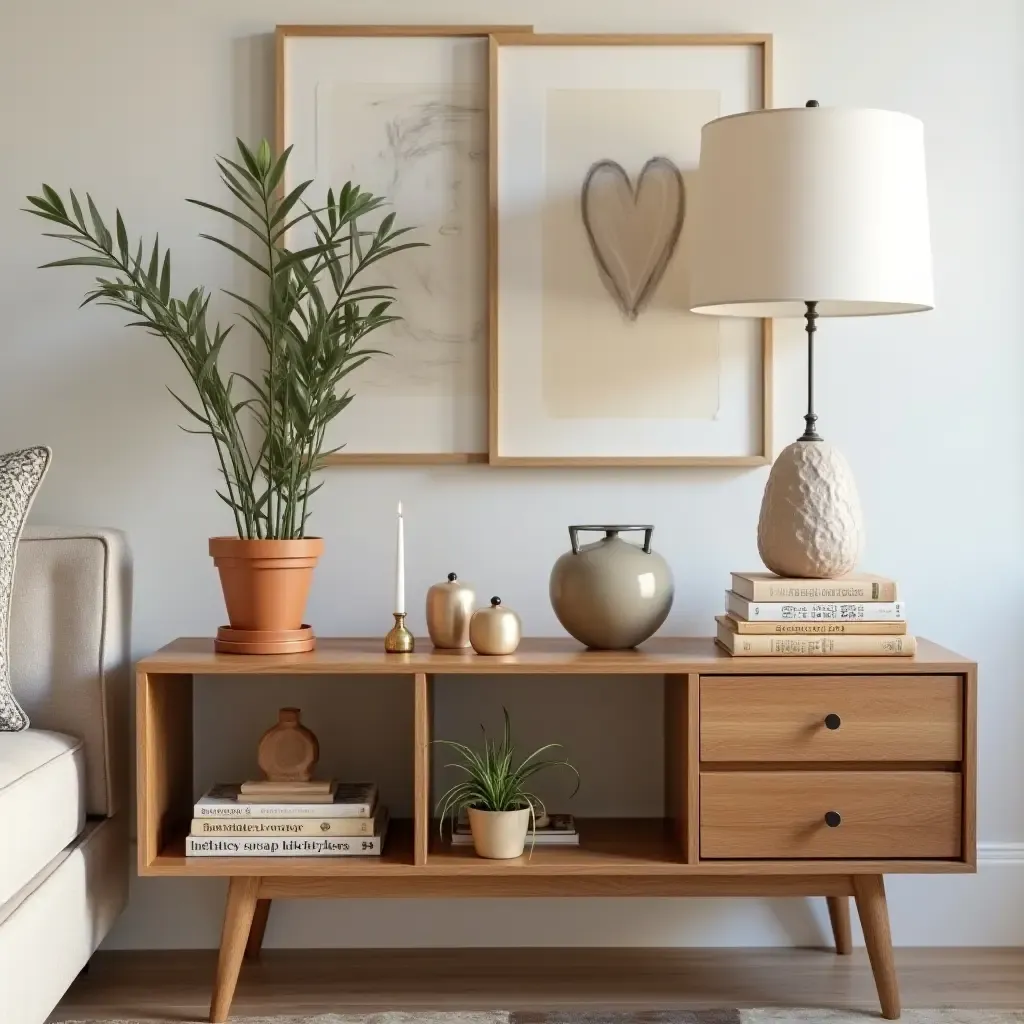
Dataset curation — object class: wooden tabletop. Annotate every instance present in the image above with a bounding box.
[136,636,973,675]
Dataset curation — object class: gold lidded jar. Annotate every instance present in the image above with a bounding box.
[425,572,476,649]
[470,596,521,656]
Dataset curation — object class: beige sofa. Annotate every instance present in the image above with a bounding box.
[0,528,131,1024]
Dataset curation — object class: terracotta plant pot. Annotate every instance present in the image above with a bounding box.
[468,806,531,860]
[209,537,324,633]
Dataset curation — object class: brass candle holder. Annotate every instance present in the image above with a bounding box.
[384,612,415,654]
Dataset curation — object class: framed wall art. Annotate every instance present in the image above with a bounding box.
[489,33,774,466]
[277,25,529,465]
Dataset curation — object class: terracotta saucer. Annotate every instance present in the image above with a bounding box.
[216,624,314,643]
[214,625,316,655]
[214,636,316,655]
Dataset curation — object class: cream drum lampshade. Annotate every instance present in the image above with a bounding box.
[688,105,934,578]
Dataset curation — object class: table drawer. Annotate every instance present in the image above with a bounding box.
[700,676,963,762]
[700,770,962,859]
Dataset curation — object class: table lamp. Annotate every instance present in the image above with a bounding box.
[688,102,934,578]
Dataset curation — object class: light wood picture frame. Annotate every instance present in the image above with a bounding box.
[488,33,774,467]
[276,25,530,466]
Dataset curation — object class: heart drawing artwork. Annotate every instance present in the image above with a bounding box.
[580,156,685,321]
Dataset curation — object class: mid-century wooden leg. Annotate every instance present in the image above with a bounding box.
[245,898,272,960]
[209,876,260,1023]
[827,895,852,955]
[853,875,900,1020]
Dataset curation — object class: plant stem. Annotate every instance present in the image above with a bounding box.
[261,180,280,539]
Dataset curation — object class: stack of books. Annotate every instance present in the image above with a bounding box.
[186,781,389,857]
[451,812,579,846]
[716,572,915,657]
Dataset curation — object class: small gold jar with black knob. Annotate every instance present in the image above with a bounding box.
[470,596,521,656]
[425,572,475,649]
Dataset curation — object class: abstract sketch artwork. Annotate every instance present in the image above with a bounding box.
[581,156,685,320]
[318,84,487,399]
[280,29,506,458]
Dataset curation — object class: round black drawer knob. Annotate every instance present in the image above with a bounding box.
[824,713,842,730]
[824,810,842,828]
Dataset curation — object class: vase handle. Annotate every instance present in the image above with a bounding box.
[568,525,654,555]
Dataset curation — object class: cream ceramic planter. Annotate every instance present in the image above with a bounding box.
[468,807,531,859]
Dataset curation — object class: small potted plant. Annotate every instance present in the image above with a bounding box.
[25,140,421,645]
[435,709,579,860]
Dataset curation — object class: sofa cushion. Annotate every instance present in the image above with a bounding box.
[0,446,51,731]
[11,528,131,816]
[0,730,85,907]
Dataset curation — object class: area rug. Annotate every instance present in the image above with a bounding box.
[50,1011,1024,1023]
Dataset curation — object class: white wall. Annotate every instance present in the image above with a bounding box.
[2,0,1022,948]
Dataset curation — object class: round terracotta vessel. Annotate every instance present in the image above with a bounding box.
[209,537,324,632]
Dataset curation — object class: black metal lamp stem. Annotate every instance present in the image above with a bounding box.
[799,299,822,442]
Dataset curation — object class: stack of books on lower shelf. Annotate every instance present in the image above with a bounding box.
[451,812,579,846]
[716,572,915,657]
[186,781,388,857]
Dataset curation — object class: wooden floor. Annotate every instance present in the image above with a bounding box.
[50,948,1024,1021]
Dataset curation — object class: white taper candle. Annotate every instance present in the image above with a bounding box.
[395,501,405,614]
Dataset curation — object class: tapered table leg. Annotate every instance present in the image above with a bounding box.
[245,899,272,960]
[827,895,852,955]
[209,877,260,1023]
[853,875,900,1019]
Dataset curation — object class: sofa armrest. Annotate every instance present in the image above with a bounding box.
[9,528,132,817]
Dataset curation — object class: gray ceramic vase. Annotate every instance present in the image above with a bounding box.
[549,525,674,650]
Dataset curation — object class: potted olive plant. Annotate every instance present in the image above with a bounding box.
[25,140,421,643]
[436,709,579,860]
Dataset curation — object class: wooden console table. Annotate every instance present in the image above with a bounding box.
[136,637,976,1022]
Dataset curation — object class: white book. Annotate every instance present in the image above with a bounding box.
[190,807,384,837]
[450,832,579,846]
[187,811,389,857]
[726,591,906,623]
[194,782,377,818]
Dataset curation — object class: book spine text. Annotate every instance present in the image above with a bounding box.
[722,633,917,656]
[190,817,375,836]
[723,618,907,635]
[186,835,383,856]
[194,802,373,818]
[727,593,906,621]
[737,578,897,602]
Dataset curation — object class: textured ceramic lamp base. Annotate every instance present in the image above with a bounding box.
[758,440,864,579]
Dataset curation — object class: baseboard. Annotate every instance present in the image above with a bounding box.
[103,841,1024,950]
[977,842,1024,864]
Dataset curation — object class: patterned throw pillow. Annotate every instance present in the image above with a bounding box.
[0,446,51,731]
